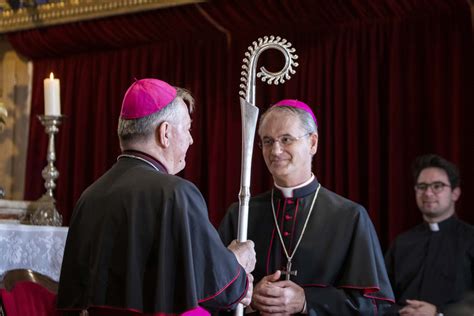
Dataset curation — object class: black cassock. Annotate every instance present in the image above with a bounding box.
[385,216,474,313]
[58,152,248,314]
[219,179,394,315]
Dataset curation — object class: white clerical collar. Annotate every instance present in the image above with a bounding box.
[428,222,440,232]
[274,174,315,198]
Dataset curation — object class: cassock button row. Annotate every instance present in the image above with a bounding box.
[283,231,290,237]
[285,214,293,221]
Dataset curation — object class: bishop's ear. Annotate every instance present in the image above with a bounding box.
[157,121,171,148]
[310,132,319,156]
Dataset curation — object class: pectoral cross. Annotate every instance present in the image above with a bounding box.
[281,259,297,280]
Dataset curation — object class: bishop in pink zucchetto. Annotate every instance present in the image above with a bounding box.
[58,76,255,314]
[120,78,177,119]
[219,95,395,312]
[272,99,318,127]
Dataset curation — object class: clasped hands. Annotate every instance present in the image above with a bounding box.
[251,270,306,315]
[399,299,438,316]
[227,241,305,312]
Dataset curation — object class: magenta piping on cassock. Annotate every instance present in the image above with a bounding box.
[223,274,250,309]
[288,198,301,253]
[198,266,242,303]
[266,199,282,275]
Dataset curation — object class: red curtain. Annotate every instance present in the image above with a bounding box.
[8,0,473,249]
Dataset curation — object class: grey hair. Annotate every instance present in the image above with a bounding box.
[118,87,194,145]
[258,106,318,136]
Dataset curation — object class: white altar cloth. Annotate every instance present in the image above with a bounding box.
[0,223,68,282]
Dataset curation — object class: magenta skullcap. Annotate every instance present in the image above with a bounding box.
[272,99,318,127]
[120,78,177,119]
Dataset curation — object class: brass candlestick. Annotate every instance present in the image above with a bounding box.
[30,115,64,226]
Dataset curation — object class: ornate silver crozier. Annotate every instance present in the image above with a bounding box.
[236,36,298,316]
[30,115,64,226]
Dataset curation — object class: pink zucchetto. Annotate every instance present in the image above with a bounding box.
[120,78,177,119]
[272,99,318,127]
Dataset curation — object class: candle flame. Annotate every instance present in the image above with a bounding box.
[49,72,54,79]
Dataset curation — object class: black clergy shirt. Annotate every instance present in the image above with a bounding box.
[385,216,474,313]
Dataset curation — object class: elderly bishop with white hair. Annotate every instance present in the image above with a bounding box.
[57,78,256,315]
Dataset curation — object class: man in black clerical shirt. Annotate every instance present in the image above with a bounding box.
[385,154,474,316]
[57,78,256,315]
[219,99,394,315]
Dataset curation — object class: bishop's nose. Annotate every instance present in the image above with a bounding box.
[270,141,284,154]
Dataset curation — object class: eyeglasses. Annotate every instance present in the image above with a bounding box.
[258,133,312,149]
[414,181,451,194]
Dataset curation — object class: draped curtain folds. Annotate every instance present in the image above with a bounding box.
[8,0,473,248]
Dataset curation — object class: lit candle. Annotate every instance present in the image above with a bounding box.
[44,72,61,116]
